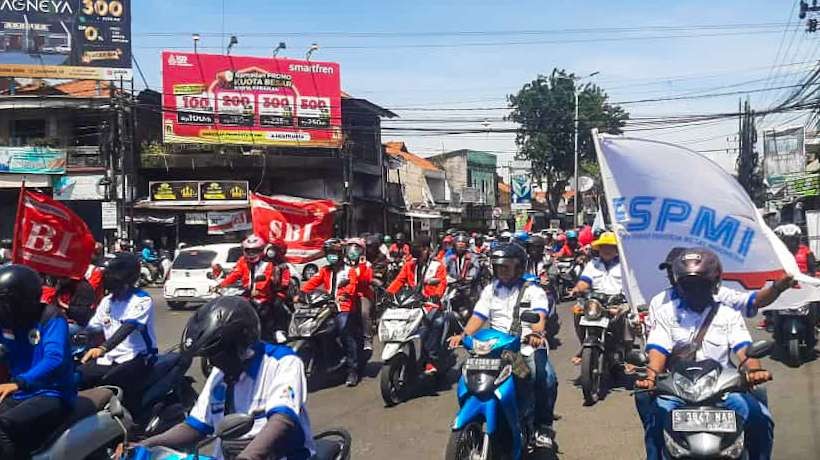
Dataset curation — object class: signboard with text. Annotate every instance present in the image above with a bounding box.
[149,180,249,206]
[510,169,532,210]
[162,51,342,148]
[0,146,66,174]
[0,0,132,80]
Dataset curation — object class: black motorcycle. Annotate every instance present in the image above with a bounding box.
[577,292,631,405]
[773,303,817,367]
[550,256,582,301]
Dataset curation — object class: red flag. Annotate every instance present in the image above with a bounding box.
[250,193,338,264]
[523,217,534,233]
[13,190,95,279]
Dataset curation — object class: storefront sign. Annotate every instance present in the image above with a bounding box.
[0,0,132,80]
[0,146,66,174]
[208,210,252,235]
[101,201,118,230]
[784,172,820,198]
[162,51,342,148]
[149,181,200,202]
[53,174,106,200]
[185,212,207,225]
[200,181,249,201]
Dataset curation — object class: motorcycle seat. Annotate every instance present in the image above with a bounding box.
[313,438,342,460]
[30,387,114,454]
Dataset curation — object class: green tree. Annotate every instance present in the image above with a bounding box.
[507,69,629,214]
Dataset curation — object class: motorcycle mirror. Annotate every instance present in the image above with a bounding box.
[745,340,774,360]
[206,272,215,280]
[520,311,541,324]
[626,350,649,366]
[215,413,255,440]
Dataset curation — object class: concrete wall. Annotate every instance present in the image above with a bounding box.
[387,161,432,208]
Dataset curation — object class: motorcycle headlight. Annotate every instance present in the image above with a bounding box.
[720,433,745,458]
[471,338,498,356]
[672,369,719,402]
[584,300,604,320]
[297,320,315,337]
[466,371,498,395]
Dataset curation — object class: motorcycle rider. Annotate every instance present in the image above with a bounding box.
[389,233,412,261]
[448,243,558,449]
[760,224,818,330]
[0,265,75,458]
[140,296,315,459]
[301,239,362,386]
[347,238,376,352]
[437,235,455,261]
[79,252,158,411]
[570,232,624,364]
[445,234,480,318]
[43,275,96,327]
[86,242,105,305]
[139,239,159,279]
[387,235,448,376]
[220,235,291,341]
[555,230,581,258]
[635,247,775,460]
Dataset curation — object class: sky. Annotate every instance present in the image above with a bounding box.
[132,0,815,173]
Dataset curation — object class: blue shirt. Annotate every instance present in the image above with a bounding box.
[1,305,76,404]
[141,248,158,263]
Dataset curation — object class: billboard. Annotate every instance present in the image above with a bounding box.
[162,51,343,148]
[0,0,131,80]
[510,169,532,210]
[148,180,249,205]
[0,146,66,174]
[763,126,805,184]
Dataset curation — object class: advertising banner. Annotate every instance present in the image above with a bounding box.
[148,180,249,206]
[53,174,106,200]
[250,193,337,264]
[510,169,532,210]
[594,133,820,311]
[149,181,199,202]
[0,146,66,174]
[0,0,131,80]
[162,51,342,148]
[763,126,805,183]
[207,210,251,235]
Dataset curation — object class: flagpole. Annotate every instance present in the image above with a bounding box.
[11,178,26,263]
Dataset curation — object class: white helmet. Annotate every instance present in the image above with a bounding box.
[774,224,802,237]
[242,234,266,263]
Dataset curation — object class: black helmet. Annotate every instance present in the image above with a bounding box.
[490,243,527,277]
[395,232,406,243]
[528,235,546,249]
[181,296,260,378]
[0,265,44,329]
[323,238,343,254]
[365,234,382,248]
[659,247,687,286]
[103,252,141,292]
[671,247,722,292]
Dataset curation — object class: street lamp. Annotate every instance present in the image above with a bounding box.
[306,43,319,60]
[226,35,238,55]
[555,71,599,226]
[192,33,200,53]
[273,42,286,57]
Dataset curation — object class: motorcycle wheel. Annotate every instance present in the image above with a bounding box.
[580,347,604,405]
[788,337,801,367]
[445,421,487,460]
[380,352,409,406]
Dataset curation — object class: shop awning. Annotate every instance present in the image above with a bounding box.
[133,200,249,212]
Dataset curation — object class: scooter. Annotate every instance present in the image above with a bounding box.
[129,412,352,460]
[550,256,581,300]
[577,292,631,405]
[446,312,542,460]
[378,288,453,406]
[773,303,817,367]
[628,341,774,459]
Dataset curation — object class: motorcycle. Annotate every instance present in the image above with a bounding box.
[577,292,631,405]
[288,291,363,385]
[139,261,161,287]
[129,412,352,460]
[445,312,543,460]
[772,303,817,367]
[159,250,173,283]
[550,256,582,301]
[443,279,475,331]
[378,288,453,406]
[628,341,774,459]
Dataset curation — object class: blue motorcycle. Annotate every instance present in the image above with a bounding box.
[447,315,540,460]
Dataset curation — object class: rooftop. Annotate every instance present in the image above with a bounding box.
[384,141,442,172]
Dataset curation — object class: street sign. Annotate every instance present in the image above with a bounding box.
[101,202,118,230]
[578,176,595,193]
[511,159,532,169]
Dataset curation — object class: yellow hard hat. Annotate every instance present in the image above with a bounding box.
[591,231,618,248]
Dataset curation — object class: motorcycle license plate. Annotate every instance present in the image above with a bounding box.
[672,409,736,433]
[579,317,609,328]
[382,308,413,321]
[464,358,502,371]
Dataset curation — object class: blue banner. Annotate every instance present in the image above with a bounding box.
[0,147,66,174]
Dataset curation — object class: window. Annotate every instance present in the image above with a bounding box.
[11,119,46,146]
[172,250,217,269]
[226,246,243,263]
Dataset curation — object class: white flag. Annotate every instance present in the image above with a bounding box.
[593,132,820,311]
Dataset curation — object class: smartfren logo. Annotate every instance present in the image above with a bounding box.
[167,54,192,67]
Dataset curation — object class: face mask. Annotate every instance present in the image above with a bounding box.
[347,247,362,261]
[677,280,714,312]
[326,254,340,264]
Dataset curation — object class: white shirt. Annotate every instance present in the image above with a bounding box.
[646,295,753,369]
[579,257,623,296]
[187,343,315,460]
[88,289,157,365]
[647,286,756,332]
[473,281,552,356]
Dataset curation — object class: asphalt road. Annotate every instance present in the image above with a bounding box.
[150,288,820,459]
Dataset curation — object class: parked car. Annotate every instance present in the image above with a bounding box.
[163,244,242,309]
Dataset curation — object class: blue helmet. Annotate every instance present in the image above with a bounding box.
[566,230,578,240]
[514,230,530,243]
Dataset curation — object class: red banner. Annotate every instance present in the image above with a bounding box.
[13,190,96,280]
[250,193,337,264]
[162,51,342,148]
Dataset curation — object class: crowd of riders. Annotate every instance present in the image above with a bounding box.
[0,217,814,458]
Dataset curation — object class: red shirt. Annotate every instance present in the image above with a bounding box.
[387,257,447,299]
[221,257,290,303]
[301,265,360,312]
[555,244,578,258]
[795,245,813,274]
[85,264,104,305]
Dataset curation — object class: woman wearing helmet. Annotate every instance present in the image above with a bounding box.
[635,247,775,460]
[140,296,315,459]
[774,224,816,275]
[79,252,158,412]
[555,230,580,258]
[0,265,76,457]
[301,239,363,386]
[220,234,291,342]
[448,243,558,449]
